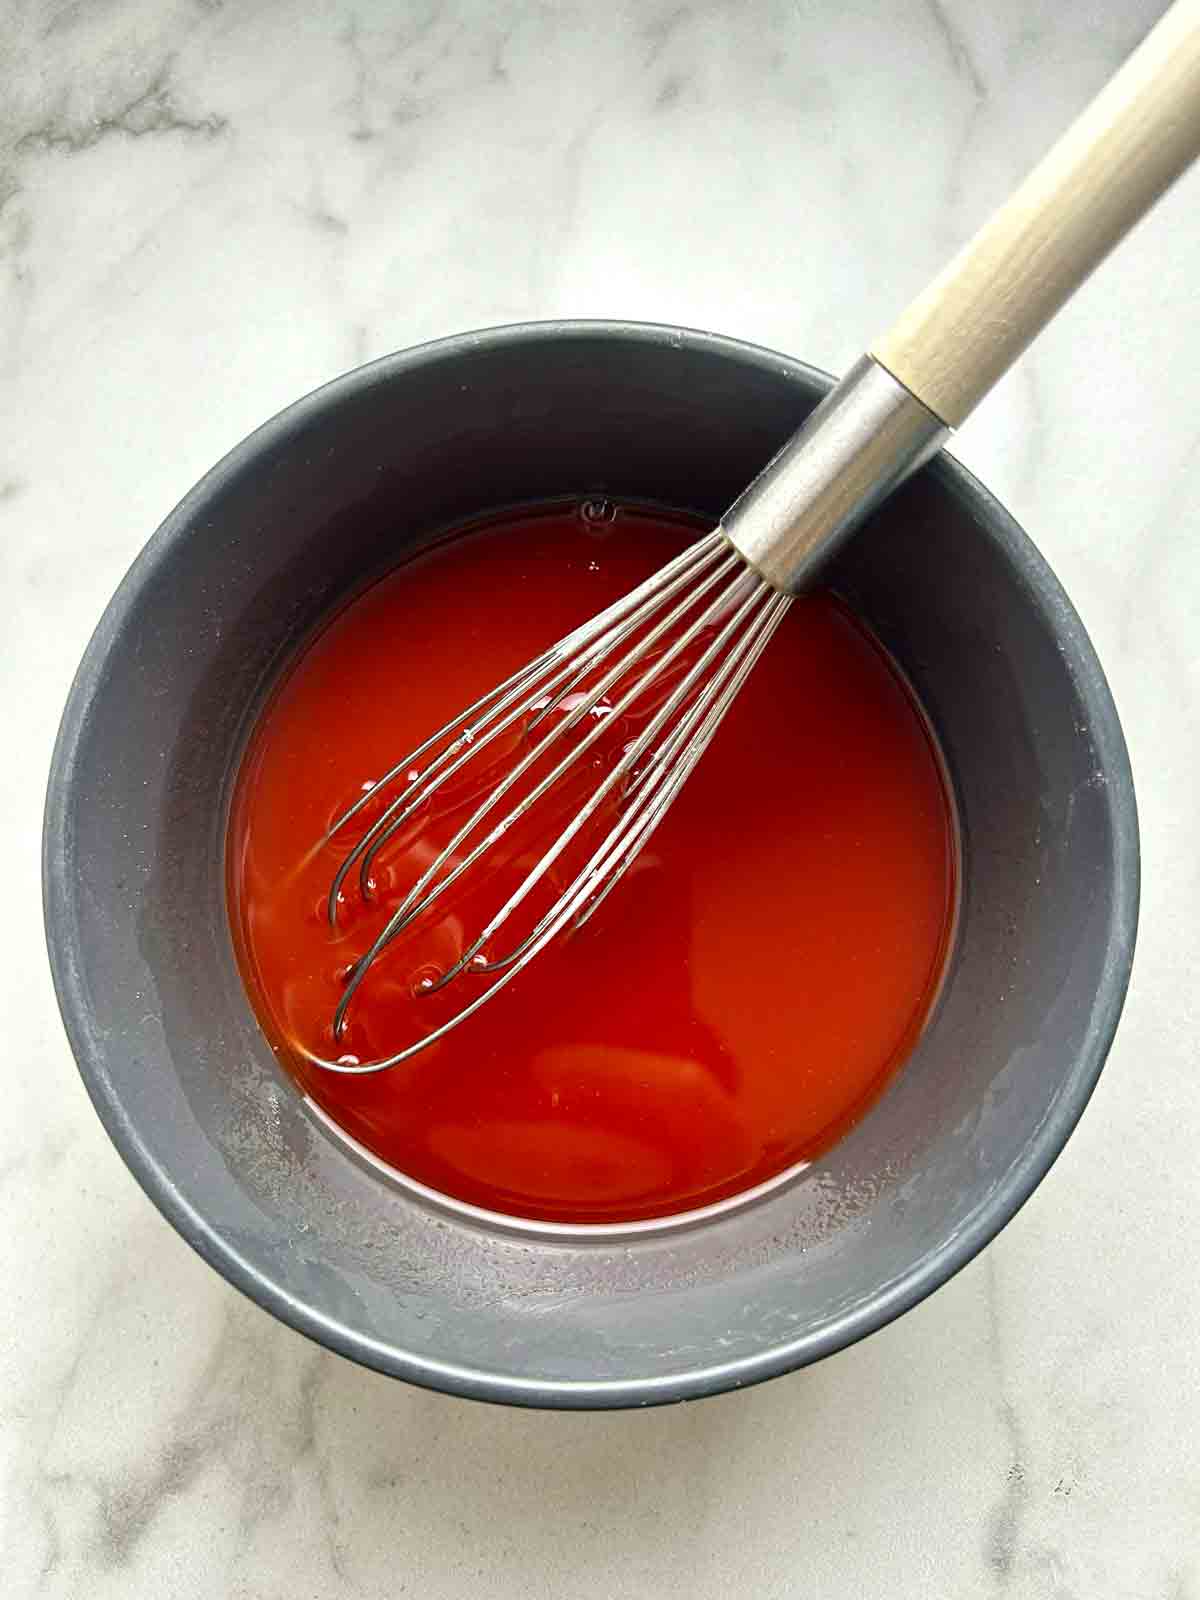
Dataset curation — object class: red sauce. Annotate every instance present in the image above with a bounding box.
[228,503,956,1224]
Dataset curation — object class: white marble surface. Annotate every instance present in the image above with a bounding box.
[3,0,1199,1593]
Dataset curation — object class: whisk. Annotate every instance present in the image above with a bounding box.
[314,0,1200,1073]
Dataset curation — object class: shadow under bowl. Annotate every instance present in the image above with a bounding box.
[44,322,1138,1408]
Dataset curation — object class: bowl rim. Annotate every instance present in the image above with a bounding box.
[42,319,1140,1408]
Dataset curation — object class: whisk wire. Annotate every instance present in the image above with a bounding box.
[570,587,793,934]
[329,546,748,1038]
[377,547,747,945]
[325,530,728,919]
[422,567,774,992]
[346,547,742,950]
[312,527,793,1072]
[479,583,794,972]
[356,533,731,891]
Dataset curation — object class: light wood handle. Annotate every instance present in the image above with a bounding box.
[873,0,1200,427]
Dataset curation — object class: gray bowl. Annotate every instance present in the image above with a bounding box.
[43,322,1138,1408]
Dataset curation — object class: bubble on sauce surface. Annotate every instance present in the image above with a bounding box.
[578,496,617,534]
[552,690,615,725]
[410,962,444,998]
[325,778,390,836]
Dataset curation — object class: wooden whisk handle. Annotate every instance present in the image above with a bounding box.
[873,0,1200,427]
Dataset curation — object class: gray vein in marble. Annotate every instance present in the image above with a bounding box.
[984,1253,1029,1585]
[24,1296,333,1581]
[654,73,686,111]
[308,204,350,237]
[923,0,991,232]
[641,4,692,68]
[485,16,510,85]
[338,3,502,141]
[93,1420,232,1569]
[21,1306,115,1584]
[14,59,227,155]
[38,0,180,40]
[341,18,381,145]
[299,164,351,238]
[309,1390,353,1583]
[38,1504,62,1587]
[517,97,604,313]
[925,0,986,104]
[0,1131,72,1194]
[0,176,32,287]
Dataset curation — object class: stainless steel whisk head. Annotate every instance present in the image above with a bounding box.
[313,526,793,1073]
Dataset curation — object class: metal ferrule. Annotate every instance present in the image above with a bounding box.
[720,354,950,594]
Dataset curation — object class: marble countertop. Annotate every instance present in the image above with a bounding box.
[5,1,1198,1594]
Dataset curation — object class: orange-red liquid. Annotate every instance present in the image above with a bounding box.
[228,503,956,1224]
